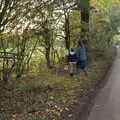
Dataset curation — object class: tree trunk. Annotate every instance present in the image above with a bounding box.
[81,8,89,31]
[45,47,51,69]
[64,13,70,50]
[79,0,90,39]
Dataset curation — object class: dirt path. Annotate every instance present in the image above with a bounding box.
[87,48,120,120]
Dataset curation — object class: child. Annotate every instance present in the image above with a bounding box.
[67,48,77,76]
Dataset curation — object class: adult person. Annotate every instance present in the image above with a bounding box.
[76,40,88,75]
[82,40,88,64]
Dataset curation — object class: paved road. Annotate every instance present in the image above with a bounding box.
[88,47,120,120]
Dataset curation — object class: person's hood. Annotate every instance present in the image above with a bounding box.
[70,51,75,55]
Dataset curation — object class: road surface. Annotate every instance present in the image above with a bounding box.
[87,47,120,120]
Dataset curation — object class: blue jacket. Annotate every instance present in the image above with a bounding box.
[76,45,87,61]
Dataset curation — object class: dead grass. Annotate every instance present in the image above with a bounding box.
[0,56,113,120]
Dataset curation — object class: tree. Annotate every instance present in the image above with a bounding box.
[0,0,19,32]
[77,0,90,39]
[89,0,120,51]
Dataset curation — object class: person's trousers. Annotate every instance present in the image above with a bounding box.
[69,62,76,74]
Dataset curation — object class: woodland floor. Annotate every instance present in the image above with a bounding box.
[0,55,114,120]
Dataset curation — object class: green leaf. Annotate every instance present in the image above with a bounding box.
[36,117,44,120]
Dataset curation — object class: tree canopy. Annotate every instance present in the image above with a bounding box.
[0,0,120,82]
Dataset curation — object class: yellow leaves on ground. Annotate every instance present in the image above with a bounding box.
[45,108,63,116]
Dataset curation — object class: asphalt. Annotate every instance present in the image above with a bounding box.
[87,47,120,120]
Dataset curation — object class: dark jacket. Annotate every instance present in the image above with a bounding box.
[67,51,77,62]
